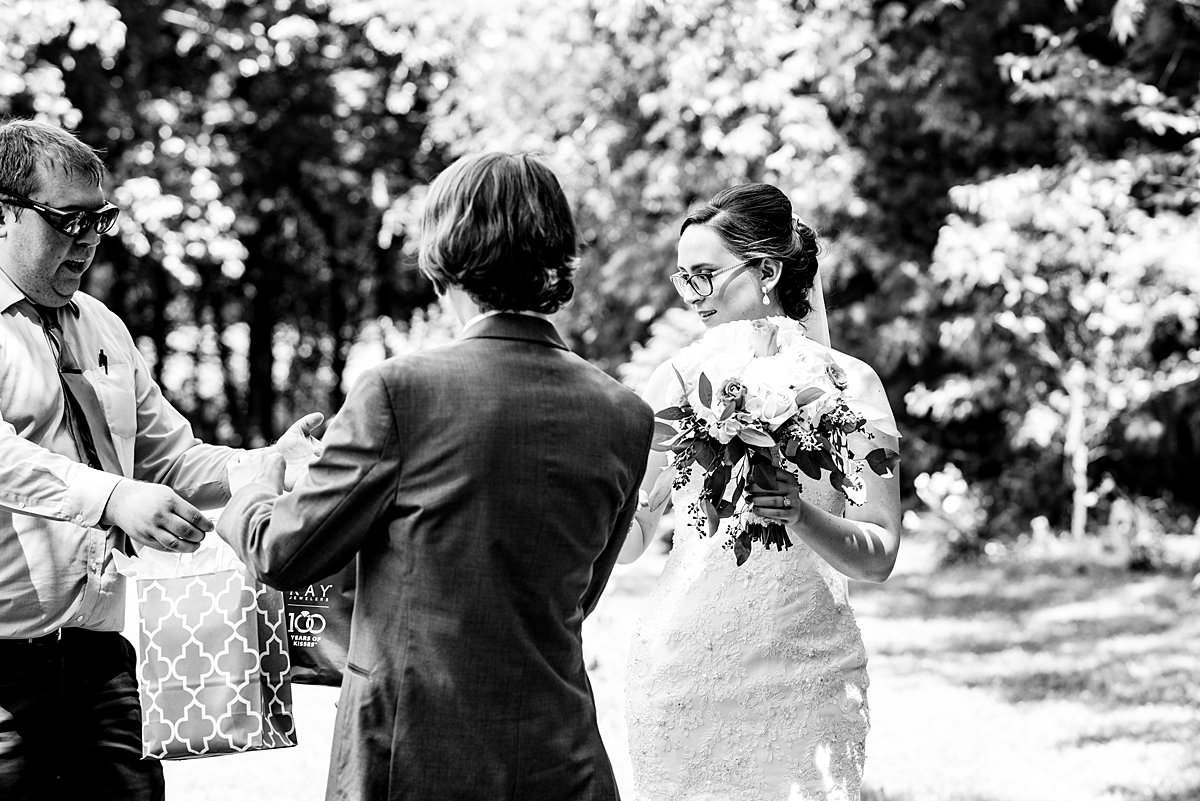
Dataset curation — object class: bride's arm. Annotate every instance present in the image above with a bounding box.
[748,357,902,582]
[617,360,682,564]
[617,450,671,564]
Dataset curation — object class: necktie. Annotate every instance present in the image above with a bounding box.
[32,304,123,475]
[33,303,134,554]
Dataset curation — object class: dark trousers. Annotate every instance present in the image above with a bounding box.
[0,628,164,801]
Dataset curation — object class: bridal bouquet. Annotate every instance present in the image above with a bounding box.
[649,317,899,565]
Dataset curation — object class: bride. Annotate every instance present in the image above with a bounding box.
[619,183,902,801]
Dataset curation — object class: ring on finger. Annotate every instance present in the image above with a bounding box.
[783,497,792,509]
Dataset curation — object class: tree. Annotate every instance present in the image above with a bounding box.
[889,0,1200,540]
[375,0,875,372]
[4,0,447,443]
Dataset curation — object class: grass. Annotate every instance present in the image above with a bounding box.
[158,535,1200,800]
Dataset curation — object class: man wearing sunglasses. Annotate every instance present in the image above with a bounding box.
[0,119,322,801]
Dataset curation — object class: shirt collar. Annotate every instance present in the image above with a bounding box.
[459,311,568,351]
[0,268,79,317]
[460,309,551,336]
[0,268,24,314]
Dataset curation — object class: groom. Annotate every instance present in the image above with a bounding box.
[218,152,653,800]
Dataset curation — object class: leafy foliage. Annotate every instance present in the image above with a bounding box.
[2,0,1196,539]
[4,0,446,443]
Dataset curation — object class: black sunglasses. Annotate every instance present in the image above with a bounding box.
[0,188,119,237]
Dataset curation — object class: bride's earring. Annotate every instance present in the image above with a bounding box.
[761,286,772,306]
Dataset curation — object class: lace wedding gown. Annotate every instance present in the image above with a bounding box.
[625,469,869,801]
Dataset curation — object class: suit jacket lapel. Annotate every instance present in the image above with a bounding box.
[460,313,569,351]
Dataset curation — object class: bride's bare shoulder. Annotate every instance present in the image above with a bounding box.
[824,346,891,409]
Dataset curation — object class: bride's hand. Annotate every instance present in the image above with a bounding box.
[746,465,803,527]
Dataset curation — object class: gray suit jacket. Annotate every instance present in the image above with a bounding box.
[218,314,653,801]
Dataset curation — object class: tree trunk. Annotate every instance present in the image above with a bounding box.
[1064,361,1089,540]
[247,272,278,447]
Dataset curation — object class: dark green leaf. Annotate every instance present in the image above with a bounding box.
[730,473,746,505]
[749,457,777,489]
[698,372,712,408]
[866,447,901,477]
[703,499,720,537]
[725,438,747,466]
[669,437,696,454]
[656,406,689,421]
[787,451,822,480]
[705,462,732,503]
[828,469,845,492]
[653,421,678,440]
[734,530,752,566]
[693,440,720,470]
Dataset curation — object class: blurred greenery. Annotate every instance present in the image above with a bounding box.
[3,0,1197,547]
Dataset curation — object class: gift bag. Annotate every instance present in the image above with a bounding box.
[284,560,355,686]
[116,545,297,759]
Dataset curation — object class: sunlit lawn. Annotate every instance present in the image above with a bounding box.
[158,535,1200,801]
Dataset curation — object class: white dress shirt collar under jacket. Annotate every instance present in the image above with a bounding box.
[460,309,552,336]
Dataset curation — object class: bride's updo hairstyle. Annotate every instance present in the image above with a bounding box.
[681,183,819,322]
[419,152,577,314]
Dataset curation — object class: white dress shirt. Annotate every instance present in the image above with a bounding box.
[0,268,237,638]
[460,309,553,334]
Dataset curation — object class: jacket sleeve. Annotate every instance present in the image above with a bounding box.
[217,368,401,589]
[580,395,655,617]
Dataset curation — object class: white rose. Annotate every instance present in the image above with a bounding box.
[797,391,841,428]
[743,387,799,430]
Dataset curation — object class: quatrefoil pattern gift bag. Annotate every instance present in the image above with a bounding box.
[119,546,297,759]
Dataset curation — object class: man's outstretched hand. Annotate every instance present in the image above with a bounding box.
[101,479,212,553]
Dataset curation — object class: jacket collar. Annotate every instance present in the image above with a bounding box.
[460,311,568,351]
[0,267,79,318]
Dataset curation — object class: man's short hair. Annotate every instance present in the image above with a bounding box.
[0,119,106,203]
[418,152,577,314]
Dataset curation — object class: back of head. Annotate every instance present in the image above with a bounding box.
[418,152,577,314]
[681,183,820,322]
[0,119,105,197]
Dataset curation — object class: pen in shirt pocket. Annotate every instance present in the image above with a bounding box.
[98,349,108,374]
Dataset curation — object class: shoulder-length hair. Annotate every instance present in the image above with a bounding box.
[418,152,577,314]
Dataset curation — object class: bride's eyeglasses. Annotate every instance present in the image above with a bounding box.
[0,189,120,238]
[670,258,759,298]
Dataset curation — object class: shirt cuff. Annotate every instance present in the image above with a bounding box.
[66,462,123,528]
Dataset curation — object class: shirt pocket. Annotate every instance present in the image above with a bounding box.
[85,360,137,440]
